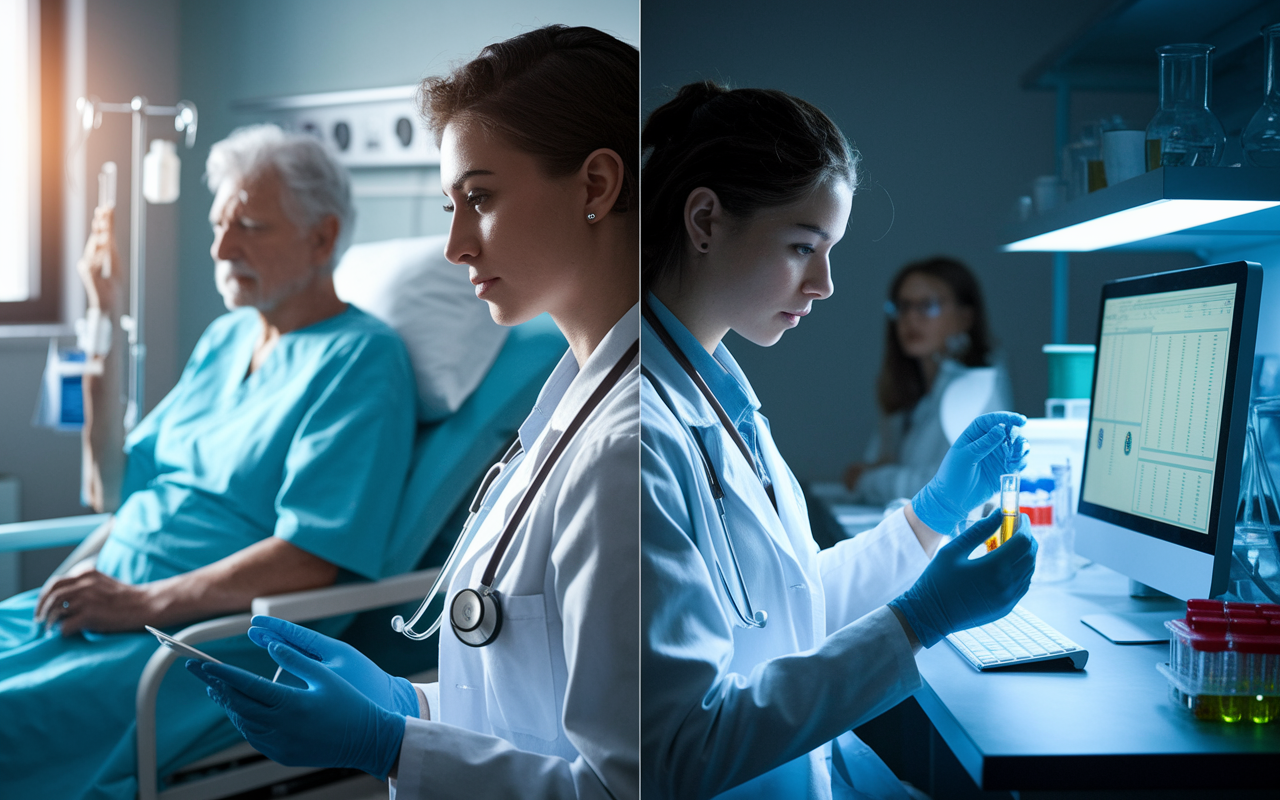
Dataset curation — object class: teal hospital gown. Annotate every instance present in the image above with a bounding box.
[0,305,416,800]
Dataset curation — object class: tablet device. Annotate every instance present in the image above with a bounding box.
[145,625,223,664]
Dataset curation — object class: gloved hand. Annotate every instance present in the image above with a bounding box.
[185,641,406,779]
[889,510,1037,648]
[247,615,420,718]
[912,412,1028,535]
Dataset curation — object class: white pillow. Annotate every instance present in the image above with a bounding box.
[333,235,508,421]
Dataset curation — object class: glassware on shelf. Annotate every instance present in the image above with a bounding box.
[1061,116,1127,199]
[1062,123,1101,200]
[1145,44,1226,168]
[1243,24,1280,167]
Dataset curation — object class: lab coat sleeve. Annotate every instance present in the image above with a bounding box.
[395,428,639,800]
[641,428,921,800]
[818,508,931,632]
[412,682,439,721]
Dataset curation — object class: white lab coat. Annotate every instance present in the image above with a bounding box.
[853,358,1013,505]
[392,305,639,799]
[641,297,930,800]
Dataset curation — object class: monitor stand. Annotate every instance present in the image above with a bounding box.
[1080,611,1178,643]
[1080,580,1182,643]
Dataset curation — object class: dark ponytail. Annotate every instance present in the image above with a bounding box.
[642,81,858,290]
[420,25,638,213]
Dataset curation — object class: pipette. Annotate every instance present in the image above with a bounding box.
[98,162,117,278]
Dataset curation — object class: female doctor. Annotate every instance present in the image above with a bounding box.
[640,82,1037,799]
[186,25,639,799]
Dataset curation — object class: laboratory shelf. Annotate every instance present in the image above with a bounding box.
[1022,0,1280,93]
[1000,166,1280,253]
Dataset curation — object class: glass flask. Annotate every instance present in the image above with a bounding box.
[1145,44,1226,168]
[1231,397,1280,604]
[1243,24,1280,167]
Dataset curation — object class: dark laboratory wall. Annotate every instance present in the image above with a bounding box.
[175,0,639,370]
[641,0,1198,483]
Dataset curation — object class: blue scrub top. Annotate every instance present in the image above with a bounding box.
[97,305,417,585]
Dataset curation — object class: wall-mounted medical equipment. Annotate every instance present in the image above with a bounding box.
[235,86,439,168]
[73,94,199,430]
[33,340,94,432]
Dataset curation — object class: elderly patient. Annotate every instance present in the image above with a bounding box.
[0,125,416,800]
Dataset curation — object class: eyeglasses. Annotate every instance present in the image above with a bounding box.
[884,297,946,320]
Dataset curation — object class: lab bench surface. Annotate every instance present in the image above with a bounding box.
[912,562,1280,794]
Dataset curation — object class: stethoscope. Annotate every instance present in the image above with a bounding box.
[392,339,639,647]
[641,301,769,629]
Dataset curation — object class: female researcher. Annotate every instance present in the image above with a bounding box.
[640,82,1037,799]
[187,26,639,798]
[844,257,1013,504]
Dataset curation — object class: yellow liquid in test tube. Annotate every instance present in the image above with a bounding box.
[987,474,1020,552]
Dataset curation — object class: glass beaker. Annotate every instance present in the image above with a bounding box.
[1231,397,1280,603]
[1032,463,1077,583]
[1243,24,1280,167]
[1145,44,1226,168]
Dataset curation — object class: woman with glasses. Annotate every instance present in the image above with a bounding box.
[843,257,1012,504]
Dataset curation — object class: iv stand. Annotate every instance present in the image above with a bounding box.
[75,95,197,431]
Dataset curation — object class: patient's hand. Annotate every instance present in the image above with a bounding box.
[78,205,121,311]
[35,568,158,636]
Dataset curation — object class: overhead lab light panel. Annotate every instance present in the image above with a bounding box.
[1001,168,1280,253]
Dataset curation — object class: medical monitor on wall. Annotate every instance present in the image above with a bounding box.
[1075,261,1261,601]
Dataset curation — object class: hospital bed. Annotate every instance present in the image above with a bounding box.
[0,242,567,799]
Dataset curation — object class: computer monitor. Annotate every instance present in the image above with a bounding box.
[1075,261,1261,606]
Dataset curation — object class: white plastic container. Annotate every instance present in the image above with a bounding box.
[142,139,180,204]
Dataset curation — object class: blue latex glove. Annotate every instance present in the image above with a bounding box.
[912,411,1028,535]
[185,641,406,779]
[889,510,1037,648]
[247,615,419,718]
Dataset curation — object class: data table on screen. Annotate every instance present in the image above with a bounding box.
[1083,284,1235,534]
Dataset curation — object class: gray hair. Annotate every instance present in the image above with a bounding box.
[205,123,355,270]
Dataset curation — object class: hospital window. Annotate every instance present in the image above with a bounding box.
[0,0,63,325]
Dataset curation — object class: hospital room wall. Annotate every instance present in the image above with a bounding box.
[0,0,180,591]
[175,0,639,366]
[641,0,1198,483]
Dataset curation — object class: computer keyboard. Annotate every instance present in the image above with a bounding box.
[945,604,1089,671]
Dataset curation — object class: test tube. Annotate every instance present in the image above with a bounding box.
[98,162,117,278]
[988,473,1019,552]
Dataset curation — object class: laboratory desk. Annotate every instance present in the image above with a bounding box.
[914,563,1279,795]
[803,488,1280,796]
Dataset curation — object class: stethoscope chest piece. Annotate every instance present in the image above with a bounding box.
[451,587,503,647]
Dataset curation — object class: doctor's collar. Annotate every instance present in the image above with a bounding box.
[645,294,760,427]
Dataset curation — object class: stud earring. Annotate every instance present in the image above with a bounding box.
[700,242,709,251]
[586,213,596,221]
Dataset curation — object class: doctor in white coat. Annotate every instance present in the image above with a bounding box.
[640,82,1037,799]
[187,26,640,799]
